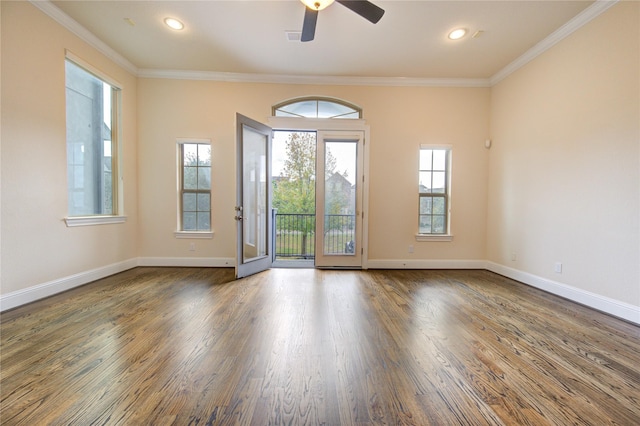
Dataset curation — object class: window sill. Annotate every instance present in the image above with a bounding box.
[415,234,453,242]
[174,231,214,239]
[65,215,127,227]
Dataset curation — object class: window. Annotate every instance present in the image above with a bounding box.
[273,97,361,119]
[419,146,451,236]
[179,141,211,232]
[65,58,120,219]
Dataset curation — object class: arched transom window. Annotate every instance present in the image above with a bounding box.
[273,97,362,119]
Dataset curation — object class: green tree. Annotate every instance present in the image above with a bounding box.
[274,132,316,214]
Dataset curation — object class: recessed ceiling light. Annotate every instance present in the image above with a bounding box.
[448,28,467,40]
[164,17,184,31]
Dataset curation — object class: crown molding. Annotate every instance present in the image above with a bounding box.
[490,0,619,86]
[29,0,138,76]
[137,69,491,88]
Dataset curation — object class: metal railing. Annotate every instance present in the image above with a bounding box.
[323,214,356,255]
[274,213,355,259]
[275,213,316,259]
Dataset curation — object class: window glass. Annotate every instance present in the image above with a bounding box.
[273,98,361,119]
[180,142,211,231]
[65,60,119,216]
[419,147,451,234]
[317,100,358,118]
[433,150,447,170]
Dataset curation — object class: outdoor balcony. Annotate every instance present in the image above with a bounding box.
[275,213,356,261]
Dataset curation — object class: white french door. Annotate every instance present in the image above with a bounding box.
[314,131,364,268]
[235,114,273,279]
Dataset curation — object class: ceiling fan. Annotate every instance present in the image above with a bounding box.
[300,0,385,42]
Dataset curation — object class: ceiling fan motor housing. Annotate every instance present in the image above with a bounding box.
[300,0,385,42]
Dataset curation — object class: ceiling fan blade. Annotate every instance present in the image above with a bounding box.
[301,7,318,42]
[336,0,385,24]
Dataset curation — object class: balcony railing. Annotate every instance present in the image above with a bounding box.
[275,213,355,259]
[275,213,315,259]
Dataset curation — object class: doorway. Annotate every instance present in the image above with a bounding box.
[272,130,364,268]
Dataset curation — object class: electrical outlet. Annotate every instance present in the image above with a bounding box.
[554,262,562,274]
[511,252,517,261]
[408,245,414,253]
[189,243,196,251]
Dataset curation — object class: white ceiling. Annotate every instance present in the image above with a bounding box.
[48,0,597,83]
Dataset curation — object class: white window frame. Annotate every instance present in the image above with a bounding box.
[174,138,213,239]
[272,96,362,119]
[64,51,126,227]
[416,144,453,242]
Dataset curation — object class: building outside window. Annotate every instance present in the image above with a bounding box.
[419,146,451,235]
[65,58,120,217]
[179,141,211,232]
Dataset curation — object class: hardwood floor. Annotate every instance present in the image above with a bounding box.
[1,267,639,425]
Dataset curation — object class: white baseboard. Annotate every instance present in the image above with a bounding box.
[367,259,487,270]
[0,257,235,312]
[137,257,234,268]
[0,259,138,312]
[486,261,640,325]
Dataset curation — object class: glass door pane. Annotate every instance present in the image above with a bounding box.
[323,141,357,256]
[243,128,268,262]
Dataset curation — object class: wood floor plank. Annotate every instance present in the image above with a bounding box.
[2,267,639,425]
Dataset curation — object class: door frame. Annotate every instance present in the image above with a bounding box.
[268,117,370,269]
[314,131,364,268]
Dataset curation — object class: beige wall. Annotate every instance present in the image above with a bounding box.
[1,2,139,294]
[137,80,490,262]
[364,86,489,260]
[488,2,639,306]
